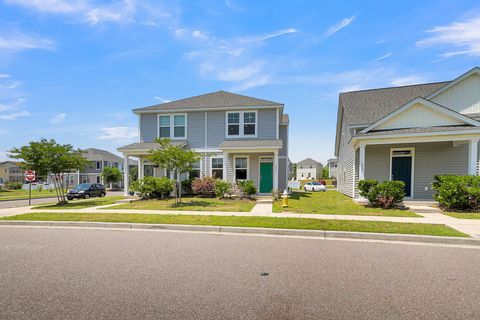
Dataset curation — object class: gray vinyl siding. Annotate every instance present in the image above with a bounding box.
[337,114,356,198]
[187,111,205,148]
[207,111,225,148]
[279,125,288,157]
[257,109,277,139]
[279,158,287,191]
[364,142,469,199]
[140,114,157,142]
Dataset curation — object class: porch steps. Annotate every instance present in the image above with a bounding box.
[256,196,274,204]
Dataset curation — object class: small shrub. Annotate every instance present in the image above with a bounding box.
[5,182,22,190]
[131,176,174,200]
[432,175,480,211]
[238,180,257,196]
[192,176,216,197]
[37,184,43,192]
[214,180,231,198]
[181,178,194,194]
[358,179,405,209]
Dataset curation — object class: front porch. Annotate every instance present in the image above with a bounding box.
[355,137,480,200]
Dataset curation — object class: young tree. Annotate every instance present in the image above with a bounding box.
[9,138,87,204]
[101,166,123,189]
[147,138,200,204]
[322,166,329,179]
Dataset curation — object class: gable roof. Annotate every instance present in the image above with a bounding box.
[84,148,123,161]
[297,158,321,165]
[133,90,283,113]
[426,67,480,100]
[339,81,449,125]
[359,97,480,133]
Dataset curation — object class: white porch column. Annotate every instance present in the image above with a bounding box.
[223,152,230,182]
[359,143,366,180]
[123,154,129,196]
[468,139,479,175]
[273,150,279,191]
[138,156,144,180]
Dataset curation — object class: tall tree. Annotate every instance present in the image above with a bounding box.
[101,166,123,189]
[9,138,87,204]
[147,138,200,203]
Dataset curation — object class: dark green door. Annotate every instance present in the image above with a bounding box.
[391,157,412,197]
[259,162,273,193]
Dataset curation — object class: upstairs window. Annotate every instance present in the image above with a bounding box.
[158,114,187,139]
[226,111,257,137]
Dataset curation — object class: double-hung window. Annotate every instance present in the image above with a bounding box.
[226,111,257,137]
[190,160,201,179]
[235,157,248,181]
[158,114,187,139]
[211,157,223,179]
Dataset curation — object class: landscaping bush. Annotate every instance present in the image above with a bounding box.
[238,180,257,197]
[5,182,22,190]
[358,179,405,209]
[181,178,194,194]
[131,176,174,200]
[214,180,231,198]
[192,176,216,197]
[432,175,480,211]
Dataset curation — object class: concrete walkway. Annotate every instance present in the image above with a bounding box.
[2,198,480,238]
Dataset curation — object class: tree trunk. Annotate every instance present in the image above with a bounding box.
[177,170,182,203]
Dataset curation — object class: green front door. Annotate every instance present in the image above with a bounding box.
[259,162,273,193]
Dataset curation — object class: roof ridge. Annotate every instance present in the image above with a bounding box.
[340,80,450,95]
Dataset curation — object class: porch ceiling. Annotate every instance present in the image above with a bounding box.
[219,139,282,151]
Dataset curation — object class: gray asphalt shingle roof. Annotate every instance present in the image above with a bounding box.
[340,81,450,125]
[133,90,282,113]
[219,139,283,149]
[354,125,478,137]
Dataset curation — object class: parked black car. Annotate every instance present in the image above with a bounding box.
[67,183,106,200]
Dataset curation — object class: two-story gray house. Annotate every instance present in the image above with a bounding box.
[118,91,289,196]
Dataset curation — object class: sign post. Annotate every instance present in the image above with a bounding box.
[25,170,36,206]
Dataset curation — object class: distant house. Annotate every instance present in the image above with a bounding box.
[327,158,338,179]
[118,90,290,195]
[296,158,323,180]
[0,161,24,184]
[335,67,480,200]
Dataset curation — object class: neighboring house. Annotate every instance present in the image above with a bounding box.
[327,158,338,179]
[47,148,134,188]
[335,67,480,200]
[118,90,289,195]
[296,158,323,180]
[0,161,24,184]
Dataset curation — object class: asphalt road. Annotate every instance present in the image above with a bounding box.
[0,191,124,209]
[1,228,479,320]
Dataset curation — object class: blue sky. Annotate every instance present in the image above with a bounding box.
[0,0,479,164]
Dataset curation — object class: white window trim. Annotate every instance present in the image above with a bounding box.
[210,156,224,180]
[157,113,188,140]
[225,111,258,138]
[389,147,415,199]
[96,161,101,170]
[188,158,203,179]
[233,155,250,181]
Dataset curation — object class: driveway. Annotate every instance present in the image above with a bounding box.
[1,227,479,319]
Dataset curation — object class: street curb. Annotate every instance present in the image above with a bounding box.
[0,220,479,246]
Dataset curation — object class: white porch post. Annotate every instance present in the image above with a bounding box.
[359,143,366,180]
[468,139,479,175]
[138,156,144,180]
[123,154,129,196]
[273,150,279,191]
[223,152,230,182]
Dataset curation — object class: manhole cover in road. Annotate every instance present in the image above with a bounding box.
[260,272,269,276]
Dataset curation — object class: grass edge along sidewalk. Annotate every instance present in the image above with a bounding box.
[0,212,468,237]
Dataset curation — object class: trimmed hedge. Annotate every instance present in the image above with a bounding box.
[358,179,405,209]
[432,175,480,211]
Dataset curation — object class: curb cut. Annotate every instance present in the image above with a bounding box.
[0,220,479,246]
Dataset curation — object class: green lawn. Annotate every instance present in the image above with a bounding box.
[273,190,419,217]
[32,196,124,209]
[0,212,466,237]
[112,197,255,212]
[442,212,480,219]
[0,188,59,201]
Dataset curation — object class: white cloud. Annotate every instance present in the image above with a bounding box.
[5,0,87,14]
[0,31,55,52]
[240,28,297,43]
[373,52,392,62]
[153,97,171,103]
[324,16,355,37]
[49,112,66,124]
[0,98,25,112]
[0,74,10,78]
[0,110,30,120]
[192,30,208,40]
[391,76,426,86]
[98,126,138,142]
[417,16,480,58]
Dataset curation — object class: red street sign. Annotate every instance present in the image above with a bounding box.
[25,170,36,181]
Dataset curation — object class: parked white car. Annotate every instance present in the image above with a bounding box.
[304,182,327,192]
